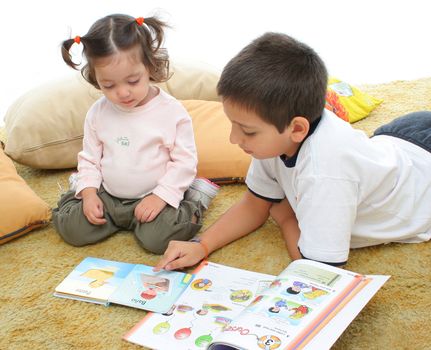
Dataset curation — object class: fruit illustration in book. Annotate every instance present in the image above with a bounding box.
[257,335,281,350]
[153,321,171,335]
[177,304,194,313]
[141,289,157,300]
[174,327,192,339]
[194,334,213,347]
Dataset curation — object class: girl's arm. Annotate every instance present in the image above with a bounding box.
[152,112,198,209]
[75,110,103,198]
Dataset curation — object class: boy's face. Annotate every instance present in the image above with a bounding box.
[223,100,300,159]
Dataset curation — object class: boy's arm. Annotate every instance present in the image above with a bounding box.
[154,190,272,271]
[269,199,301,260]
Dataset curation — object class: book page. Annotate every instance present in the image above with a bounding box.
[304,274,389,350]
[108,264,193,313]
[124,261,275,350]
[54,257,135,303]
[208,259,366,350]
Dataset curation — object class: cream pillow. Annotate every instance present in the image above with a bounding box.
[4,62,220,169]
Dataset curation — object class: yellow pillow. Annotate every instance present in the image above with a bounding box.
[325,77,383,123]
[182,100,251,183]
[0,144,51,244]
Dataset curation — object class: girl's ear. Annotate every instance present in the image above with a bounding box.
[289,116,310,143]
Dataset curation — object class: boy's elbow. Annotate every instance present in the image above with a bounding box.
[241,191,272,222]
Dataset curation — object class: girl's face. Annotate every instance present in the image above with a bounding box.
[94,47,156,109]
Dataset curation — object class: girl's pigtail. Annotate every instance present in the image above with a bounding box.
[135,16,170,82]
[139,16,168,53]
[61,36,83,70]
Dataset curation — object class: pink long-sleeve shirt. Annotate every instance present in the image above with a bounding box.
[75,88,198,208]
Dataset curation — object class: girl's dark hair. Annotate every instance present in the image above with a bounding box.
[61,14,170,89]
[217,32,328,132]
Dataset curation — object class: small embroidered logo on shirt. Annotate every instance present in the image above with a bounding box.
[116,136,130,146]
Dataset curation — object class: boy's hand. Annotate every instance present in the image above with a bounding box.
[135,194,167,223]
[82,188,107,225]
[154,241,206,271]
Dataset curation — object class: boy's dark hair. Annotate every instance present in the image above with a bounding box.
[217,32,328,132]
[61,14,170,89]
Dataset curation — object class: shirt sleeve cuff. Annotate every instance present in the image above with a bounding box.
[248,187,284,203]
[299,248,347,267]
[153,186,181,209]
[75,179,102,199]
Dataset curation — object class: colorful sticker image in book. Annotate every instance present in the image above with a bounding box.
[281,281,330,305]
[266,278,330,305]
[191,278,212,291]
[230,289,253,303]
[264,298,312,326]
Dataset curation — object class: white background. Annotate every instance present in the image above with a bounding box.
[1,0,431,126]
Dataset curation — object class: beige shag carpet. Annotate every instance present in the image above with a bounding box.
[1,78,431,350]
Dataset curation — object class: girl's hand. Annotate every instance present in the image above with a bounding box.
[82,189,107,225]
[134,194,167,223]
[154,240,206,271]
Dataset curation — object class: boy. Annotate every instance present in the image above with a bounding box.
[155,32,431,270]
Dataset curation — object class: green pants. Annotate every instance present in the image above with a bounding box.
[52,186,202,254]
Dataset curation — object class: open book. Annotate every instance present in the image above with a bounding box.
[54,257,193,313]
[124,260,389,350]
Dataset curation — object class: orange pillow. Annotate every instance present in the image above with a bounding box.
[181,100,251,184]
[0,144,51,244]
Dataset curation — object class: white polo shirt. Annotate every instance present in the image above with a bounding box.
[246,110,431,263]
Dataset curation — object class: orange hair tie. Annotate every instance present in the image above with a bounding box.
[135,17,145,26]
[74,36,81,44]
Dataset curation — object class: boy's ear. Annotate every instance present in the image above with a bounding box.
[288,116,310,143]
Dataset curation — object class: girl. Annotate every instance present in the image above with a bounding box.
[53,14,219,254]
